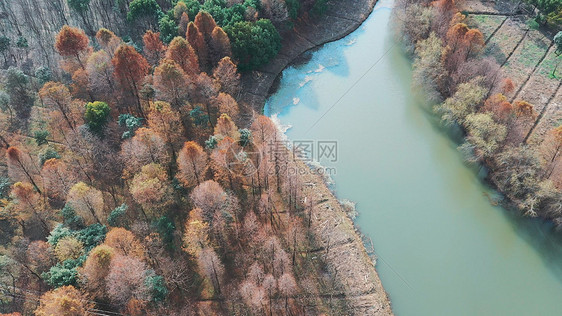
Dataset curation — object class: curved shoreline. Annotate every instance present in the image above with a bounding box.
[240,0,394,314]
[240,0,379,110]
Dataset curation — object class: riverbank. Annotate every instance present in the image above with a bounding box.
[238,0,393,314]
[397,0,562,223]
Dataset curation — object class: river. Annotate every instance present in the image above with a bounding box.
[264,1,562,315]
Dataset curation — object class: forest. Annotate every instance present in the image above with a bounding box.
[0,0,354,315]
[395,0,562,222]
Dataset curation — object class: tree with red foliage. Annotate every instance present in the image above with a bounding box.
[501,78,515,95]
[483,93,513,123]
[166,37,200,76]
[187,22,209,71]
[55,25,90,70]
[209,26,232,65]
[113,44,150,116]
[143,30,166,66]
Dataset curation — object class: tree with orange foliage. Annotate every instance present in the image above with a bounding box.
[446,22,468,50]
[104,228,145,258]
[80,244,115,299]
[483,93,513,123]
[35,286,93,316]
[26,240,56,275]
[147,101,185,155]
[120,127,171,176]
[129,163,173,215]
[166,37,200,76]
[209,136,239,190]
[143,30,166,66]
[126,299,147,316]
[11,181,49,232]
[209,27,232,65]
[250,115,277,145]
[187,22,209,72]
[113,44,150,116]
[70,67,92,100]
[153,59,189,109]
[191,72,219,107]
[514,100,536,118]
[177,141,207,187]
[55,25,90,71]
[214,113,238,139]
[213,92,240,123]
[6,147,42,194]
[213,57,241,97]
[38,82,77,130]
[463,28,485,57]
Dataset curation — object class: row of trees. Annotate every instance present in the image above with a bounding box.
[0,7,347,315]
[395,0,562,222]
